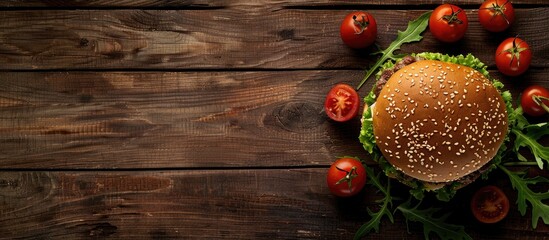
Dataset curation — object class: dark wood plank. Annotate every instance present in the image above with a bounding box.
[0,9,547,70]
[0,0,222,8]
[0,170,547,239]
[0,0,546,8]
[0,70,362,169]
[0,70,547,169]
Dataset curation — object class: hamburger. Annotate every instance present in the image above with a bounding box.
[359,53,514,200]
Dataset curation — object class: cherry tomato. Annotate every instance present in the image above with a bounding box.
[327,157,367,197]
[521,85,549,117]
[324,83,360,122]
[429,4,468,43]
[478,0,515,32]
[495,37,532,76]
[471,185,510,224]
[340,11,377,49]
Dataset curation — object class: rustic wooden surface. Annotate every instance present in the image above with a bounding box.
[0,1,548,239]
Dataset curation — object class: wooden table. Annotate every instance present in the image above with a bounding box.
[1,1,548,239]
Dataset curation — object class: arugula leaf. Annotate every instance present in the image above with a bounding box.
[397,199,472,240]
[511,121,549,169]
[356,11,431,90]
[353,167,393,239]
[499,165,549,228]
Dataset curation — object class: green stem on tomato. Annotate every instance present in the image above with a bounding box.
[481,0,511,25]
[441,6,463,24]
[353,15,370,35]
[501,36,529,67]
[532,95,549,113]
[335,166,359,189]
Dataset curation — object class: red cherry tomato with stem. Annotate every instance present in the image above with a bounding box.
[471,185,510,224]
[324,83,360,122]
[340,11,377,49]
[495,36,532,76]
[521,85,549,117]
[478,0,515,32]
[326,157,367,197]
[429,4,468,43]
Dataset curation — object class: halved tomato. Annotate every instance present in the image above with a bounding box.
[324,83,360,122]
[471,185,510,224]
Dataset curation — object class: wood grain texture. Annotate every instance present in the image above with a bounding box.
[1,1,548,239]
[0,70,546,169]
[0,8,547,70]
[1,170,547,239]
[0,70,363,169]
[0,0,547,8]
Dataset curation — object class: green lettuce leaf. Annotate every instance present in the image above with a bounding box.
[374,59,397,81]
[435,183,459,202]
[363,89,377,106]
[359,101,375,154]
[415,52,490,77]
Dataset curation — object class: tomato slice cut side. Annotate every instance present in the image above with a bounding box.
[471,185,510,224]
[324,83,360,122]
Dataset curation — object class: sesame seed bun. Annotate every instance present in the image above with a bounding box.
[372,60,508,183]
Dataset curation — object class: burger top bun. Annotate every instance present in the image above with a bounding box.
[372,60,508,183]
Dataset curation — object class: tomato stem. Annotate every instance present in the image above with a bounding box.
[532,94,549,113]
[441,6,463,25]
[499,36,529,67]
[480,0,511,25]
[335,166,359,189]
[353,15,370,35]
